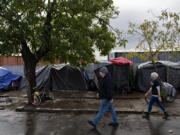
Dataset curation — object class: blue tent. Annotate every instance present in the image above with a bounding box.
[0,67,21,90]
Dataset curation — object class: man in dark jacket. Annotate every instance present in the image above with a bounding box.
[88,67,118,128]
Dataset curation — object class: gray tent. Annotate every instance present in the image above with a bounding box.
[20,64,87,91]
[136,61,180,92]
[166,62,180,90]
[85,61,132,93]
[162,82,176,98]
[85,62,111,90]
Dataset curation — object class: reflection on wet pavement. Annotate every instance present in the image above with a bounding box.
[0,111,179,135]
[87,128,101,135]
[148,120,165,135]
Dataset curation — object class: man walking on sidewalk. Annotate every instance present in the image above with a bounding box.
[88,67,118,128]
[143,72,169,120]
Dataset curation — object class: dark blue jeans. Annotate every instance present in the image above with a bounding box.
[93,99,118,125]
[148,95,166,113]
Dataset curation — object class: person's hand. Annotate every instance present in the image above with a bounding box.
[158,96,162,102]
[96,93,99,98]
[110,99,113,103]
[145,93,148,98]
[150,82,153,86]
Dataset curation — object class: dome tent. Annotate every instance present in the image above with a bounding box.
[0,67,21,90]
[136,61,180,92]
[89,57,134,93]
[20,64,87,91]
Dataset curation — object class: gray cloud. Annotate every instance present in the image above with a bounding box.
[110,0,180,50]
[96,0,180,60]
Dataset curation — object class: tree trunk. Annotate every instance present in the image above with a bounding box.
[151,58,163,85]
[24,61,37,103]
[151,60,158,73]
[20,0,55,103]
[21,42,38,103]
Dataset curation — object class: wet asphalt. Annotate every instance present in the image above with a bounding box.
[0,110,179,135]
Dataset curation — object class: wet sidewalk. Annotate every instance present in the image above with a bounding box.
[12,91,180,116]
[1,91,180,135]
[0,111,180,135]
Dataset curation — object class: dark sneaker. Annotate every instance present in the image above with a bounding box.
[163,112,169,119]
[142,113,150,120]
[88,120,96,128]
[108,122,119,127]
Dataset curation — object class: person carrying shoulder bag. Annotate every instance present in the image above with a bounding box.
[143,72,169,120]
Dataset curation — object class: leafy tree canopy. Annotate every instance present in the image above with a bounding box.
[127,10,180,62]
[0,0,122,66]
[0,0,124,102]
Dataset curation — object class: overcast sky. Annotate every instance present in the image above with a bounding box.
[96,0,180,60]
[111,0,180,50]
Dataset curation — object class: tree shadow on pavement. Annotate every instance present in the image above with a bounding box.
[87,128,101,135]
[148,119,165,135]
[86,126,118,135]
[25,112,36,135]
[110,126,118,135]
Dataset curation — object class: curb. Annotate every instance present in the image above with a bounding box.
[16,106,158,114]
[16,107,180,116]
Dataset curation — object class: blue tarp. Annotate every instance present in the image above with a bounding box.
[0,67,21,90]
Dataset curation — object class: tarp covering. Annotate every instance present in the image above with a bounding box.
[136,61,180,92]
[85,59,132,93]
[96,64,132,93]
[166,62,180,90]
[85,62,111,90]
[20,64,88,91]
[109,57,134,66]
[162,82,176,98]
[0,67,21,90]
